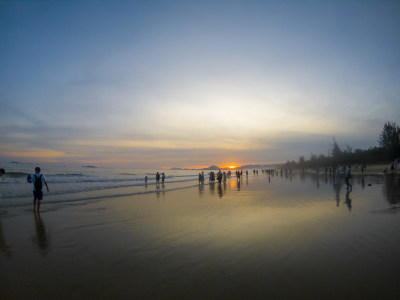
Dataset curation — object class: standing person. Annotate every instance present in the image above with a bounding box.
[0,168,5,199]
[201,171,205,182]
[156,172,160,184]
[217,170,222,184]
[27,167,49,212]
[145,176,148,184]
[345,165,352,190]
[161,173,165,183]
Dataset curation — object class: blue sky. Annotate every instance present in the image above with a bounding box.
[1,0,399,168]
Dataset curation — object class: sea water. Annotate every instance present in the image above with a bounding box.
[0,162,201,207]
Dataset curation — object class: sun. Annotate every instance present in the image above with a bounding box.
[220,164,239,169]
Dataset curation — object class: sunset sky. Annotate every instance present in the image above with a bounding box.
[1,1,399,169]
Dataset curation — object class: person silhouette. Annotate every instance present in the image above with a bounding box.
[27,167,49,212]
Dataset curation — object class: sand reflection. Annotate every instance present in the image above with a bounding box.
[0,217,11,257]
[33,213,50,256]
[383,174,400,208]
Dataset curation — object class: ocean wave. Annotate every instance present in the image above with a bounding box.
[0,181,202,208]
[3,171,30,178]
[0,176,200,199]
[55,173,85,177]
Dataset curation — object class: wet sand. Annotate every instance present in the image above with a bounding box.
[1,173,399,299]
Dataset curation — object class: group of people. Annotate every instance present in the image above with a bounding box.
[201,170,231,184]
[145,172,166,184]
[207,171,227,183]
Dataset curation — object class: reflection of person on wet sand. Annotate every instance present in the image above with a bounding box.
[345,165,352,190]
[34,213,50,255]
[198,182,204,196]
[218,184,223,198]
[333,182,342,207]
[0,217,11,257]
[345,190,352,212]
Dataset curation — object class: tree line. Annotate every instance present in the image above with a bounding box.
[283,122,400,169]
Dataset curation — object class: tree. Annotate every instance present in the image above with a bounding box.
[378,122,400,160]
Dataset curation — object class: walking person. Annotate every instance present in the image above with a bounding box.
[27,167,49,212]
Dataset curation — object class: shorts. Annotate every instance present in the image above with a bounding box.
[33,190,43,201]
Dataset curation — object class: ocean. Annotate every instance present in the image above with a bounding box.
[0,162,201,207]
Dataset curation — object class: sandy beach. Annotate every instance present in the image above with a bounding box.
[1,172,399,299]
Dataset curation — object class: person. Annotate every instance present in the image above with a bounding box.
[217,170,222,184]
[345,165,352,190]
[28,167,49,212]
[145,176,148,183]
[198,173,202,183]
[201,171,205,182]
[161,173,165,183]
[0,168,5,199]
[210,172,215,182]
[156,172,160,184]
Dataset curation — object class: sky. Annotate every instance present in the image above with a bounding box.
[1,0,399,169]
